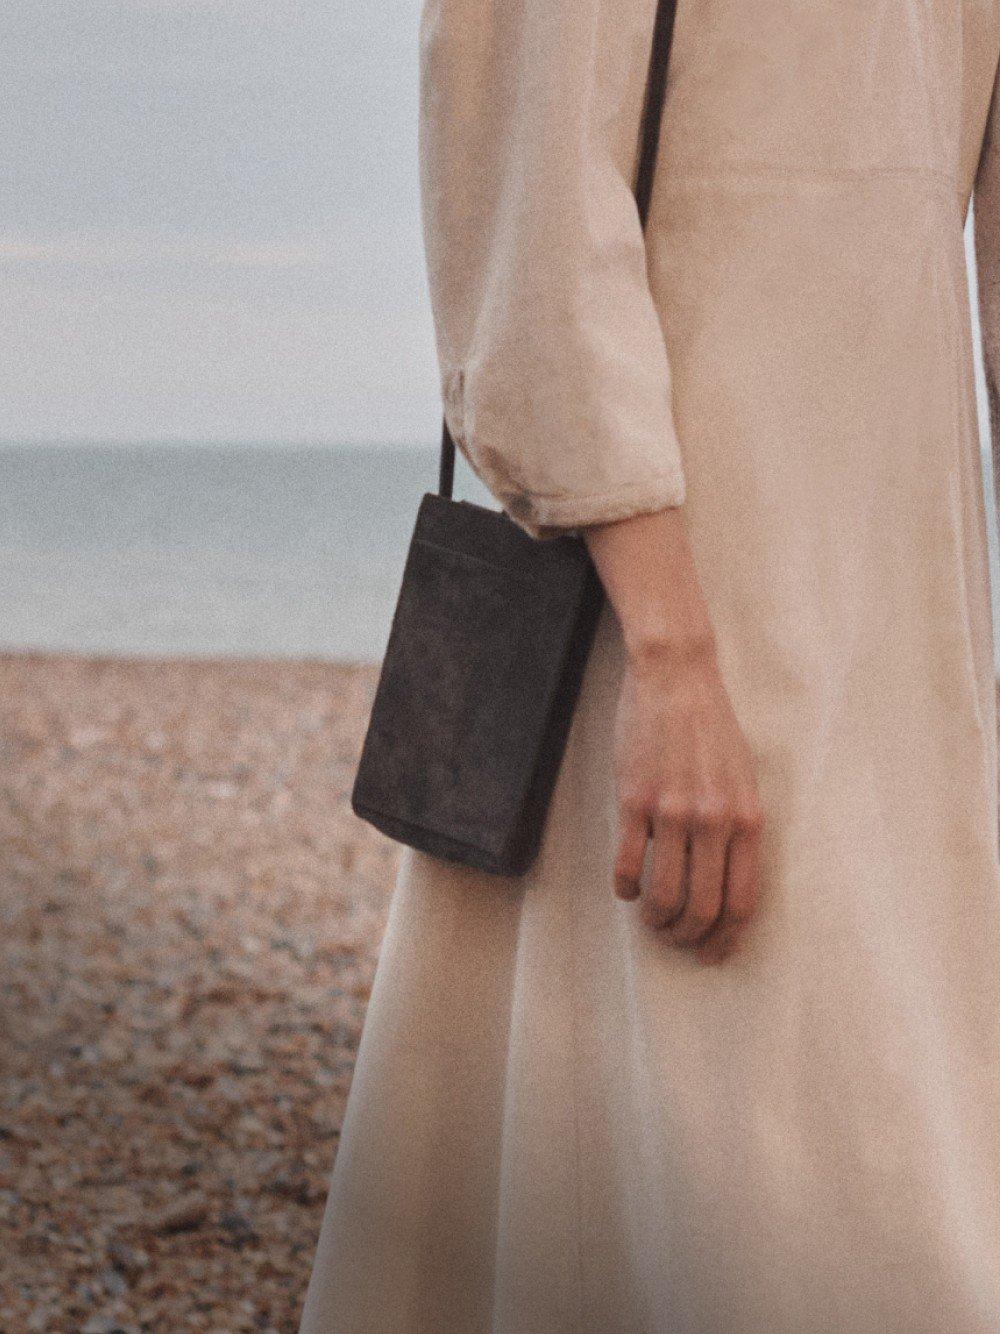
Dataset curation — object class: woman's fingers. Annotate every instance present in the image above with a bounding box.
[613,808,651,900]
[619,793,763,963]
[660,818,727,946]
[640,820,688,928]
[694,814,763,964]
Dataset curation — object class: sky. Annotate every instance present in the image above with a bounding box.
[2,1,994,465]
[1,0,440,445]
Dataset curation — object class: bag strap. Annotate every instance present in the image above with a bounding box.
[437,0,679,499]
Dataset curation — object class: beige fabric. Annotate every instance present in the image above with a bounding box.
[300,3,1000,1331]
[418,0,686,538]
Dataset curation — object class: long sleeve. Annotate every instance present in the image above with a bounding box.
[417,0,686,540]
[976,66,1000,531]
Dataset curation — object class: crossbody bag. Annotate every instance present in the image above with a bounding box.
[350,0,678,875]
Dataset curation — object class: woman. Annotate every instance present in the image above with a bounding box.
[301,1,1000,1329]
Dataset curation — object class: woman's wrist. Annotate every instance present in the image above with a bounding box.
[582,505,718,676]
[625,623,718,677]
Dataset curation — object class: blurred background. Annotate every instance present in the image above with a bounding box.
[0,0,495,666]
[1,3,998,1332]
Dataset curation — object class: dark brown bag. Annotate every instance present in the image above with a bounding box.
[350,0,678,875]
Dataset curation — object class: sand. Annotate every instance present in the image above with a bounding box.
[0,652,398,1333]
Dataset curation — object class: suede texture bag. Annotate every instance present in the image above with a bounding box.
[350,0,677,875]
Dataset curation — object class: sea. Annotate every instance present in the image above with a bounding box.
[1,439,998,666]
[0,441,494,663]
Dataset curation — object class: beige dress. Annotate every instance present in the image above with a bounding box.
[301,2,1000,1330]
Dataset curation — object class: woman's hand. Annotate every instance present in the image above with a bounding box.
[583,507,764,965]
[614,638,763,963]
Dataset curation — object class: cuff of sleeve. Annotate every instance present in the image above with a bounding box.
[500,473,686,541]
[442,376,686,541]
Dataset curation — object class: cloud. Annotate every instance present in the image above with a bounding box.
[126,0,301,30]
[0,0,431,443]
[0,232,340,268]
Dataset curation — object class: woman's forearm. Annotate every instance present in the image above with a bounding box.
[582,507,719,673]
[582,504,762,966]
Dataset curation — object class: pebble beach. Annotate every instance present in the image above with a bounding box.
[0,652,396,1333]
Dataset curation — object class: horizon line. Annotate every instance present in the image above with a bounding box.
[0,436,439,451]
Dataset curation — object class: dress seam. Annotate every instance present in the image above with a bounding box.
[656,162,959,193]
